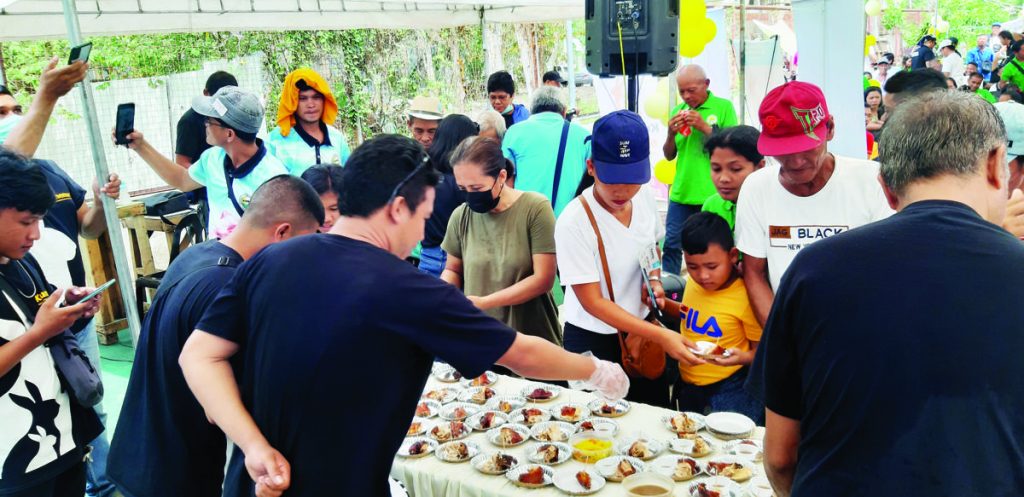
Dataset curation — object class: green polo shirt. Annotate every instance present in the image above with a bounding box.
[1002,58,1024,91]
[975,87,997,104]
[700,193,735,230]
[669,92,738,205]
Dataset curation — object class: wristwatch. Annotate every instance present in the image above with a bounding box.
[648,275,661,282]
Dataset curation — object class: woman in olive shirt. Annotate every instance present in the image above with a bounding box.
[441,137,561,345]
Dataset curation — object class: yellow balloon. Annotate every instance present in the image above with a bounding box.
[679,13,717,58]
[864,34,876,56]
[864,0,882,17]
[643,79,671,123]
[654,158,677,185]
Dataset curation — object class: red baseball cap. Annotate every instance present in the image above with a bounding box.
[757,81,831,156]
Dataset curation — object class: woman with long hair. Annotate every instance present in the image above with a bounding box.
[418,114,479,277]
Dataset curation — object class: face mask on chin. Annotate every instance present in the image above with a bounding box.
[500,104,514,115]
[0,114,24,143]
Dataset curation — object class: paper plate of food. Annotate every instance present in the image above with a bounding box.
[439,402,480,422]
[705,455,755,483]
[429,420,470,442]
[688,476,744,497]
[615,436,665,461]
[725,439,763,462]
[553,469,606,495]
[421,387,460,404]
[552,402,590,423]
[486,395,527,415]
[466,410,508,431]
[650,455,704,482]
[472,451,520,475]
[587,398,630,418]
[460,371,498,388]
[521,384,563,402]
[435,440,480,463]
[705,412,756,439]
[575,417,619,436]
[663,411,706,436]
[486,423,531,448]
[531,421,577,443]
[669,435,716,458]
[432,362,463,383]
[407,417,428,437]
[398,437,437,459]
[414,399,442,419]
[528,442,573,465]
[511,407,551,426]
[594,455,645,482]
[460,386,498,405]
[506,464,555,488]
[689,341,731,359]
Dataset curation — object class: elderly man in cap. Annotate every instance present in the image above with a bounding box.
[872,53,894,90]
[734,81,892,327]
[752,89,1024,497]
[125,86,288,239]
[267,68,351,175]
[407,95,444,151]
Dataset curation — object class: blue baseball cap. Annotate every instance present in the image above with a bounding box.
[589,110,651,184]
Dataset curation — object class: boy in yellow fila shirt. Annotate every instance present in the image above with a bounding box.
[660,212,763,423]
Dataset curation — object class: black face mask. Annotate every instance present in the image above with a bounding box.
[465,180,503,213]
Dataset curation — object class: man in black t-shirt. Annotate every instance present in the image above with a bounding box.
[3,57,123,497]
[750,91,1024,496]
[107,176,323,497]
[174,71,238,220]
[178,135,630,497]
[0,152,102,497]
[910,35,938,70]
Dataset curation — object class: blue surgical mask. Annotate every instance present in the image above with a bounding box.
[0,114,23,143]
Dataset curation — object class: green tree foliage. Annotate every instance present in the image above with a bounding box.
[1,24,578,141]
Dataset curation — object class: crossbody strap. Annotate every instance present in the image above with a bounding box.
[578,196,631,352]
[549,120,571,210]
[0,275,36,325]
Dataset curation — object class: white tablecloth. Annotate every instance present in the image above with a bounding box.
[391,374,767,497]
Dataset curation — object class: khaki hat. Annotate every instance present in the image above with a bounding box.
[408,95,444,121]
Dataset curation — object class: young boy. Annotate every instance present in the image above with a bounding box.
[661,212,763,422]
[0,150,103,497]
[701,125,765,230]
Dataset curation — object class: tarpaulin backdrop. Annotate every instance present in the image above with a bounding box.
[791,0,868,159]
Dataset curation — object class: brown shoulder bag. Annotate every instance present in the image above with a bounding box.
[578,196,667,380]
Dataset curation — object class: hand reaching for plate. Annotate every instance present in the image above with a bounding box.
[581,355,630,400]
[246,443,291,497]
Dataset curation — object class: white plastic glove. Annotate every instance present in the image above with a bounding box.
[582,355,630,401]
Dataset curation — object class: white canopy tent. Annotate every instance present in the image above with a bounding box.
[0,0,583,40]
[0,0,585,345]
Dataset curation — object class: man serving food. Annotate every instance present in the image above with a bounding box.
[179,135,630,497]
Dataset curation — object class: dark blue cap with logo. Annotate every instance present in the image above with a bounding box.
[590,110,651,185]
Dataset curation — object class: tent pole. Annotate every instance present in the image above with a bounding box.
[565,20,577,112]
[739,0,746,124]
[480,8,489,77]
[61,0,143,346]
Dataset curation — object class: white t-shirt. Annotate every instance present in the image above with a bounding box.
[555,186,665,335]
[735,156,894,291]
[942,53,966,87]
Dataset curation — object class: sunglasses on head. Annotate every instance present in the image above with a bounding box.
[387,154,432,205]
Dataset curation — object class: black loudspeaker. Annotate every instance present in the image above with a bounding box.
[585,0,680,77]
